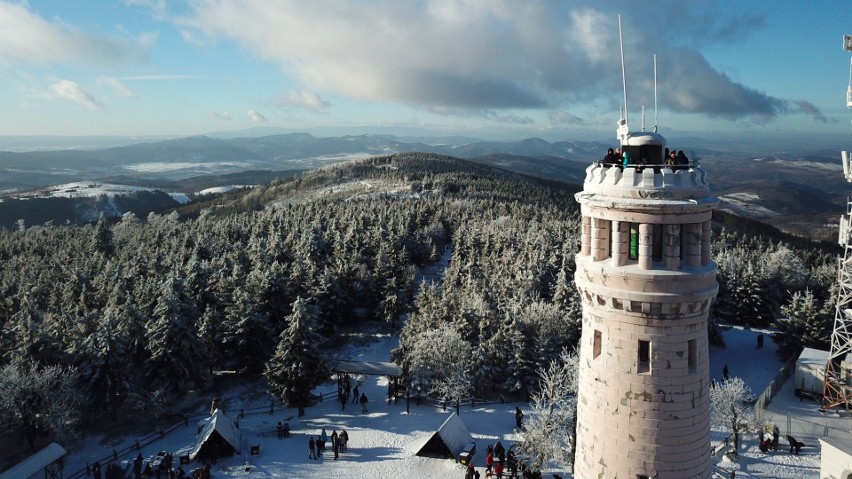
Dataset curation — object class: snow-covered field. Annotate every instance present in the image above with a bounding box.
[717,193,782,220]
[123,162,253,174]
[52,324,849,479]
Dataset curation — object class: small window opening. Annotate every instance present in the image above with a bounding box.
[629,223,639,260]
[652,224,663,262]
[688,339,697,373]
[638,340,650,374]
[593,330,602,359]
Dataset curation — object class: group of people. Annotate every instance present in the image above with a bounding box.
[465,441,545,479]
[481,442,524,479]
[758,424,781,453]
[308,428,349,460]
[601,147,689,171]
[336,374,369,413]
[91,461,129,479]
[128,452,195,479]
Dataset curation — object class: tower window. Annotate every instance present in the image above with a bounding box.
[638,340,650,374]
[629,223,639,260]
[593,330,602,359]
[652,224,663,262]
[688,339,697,373]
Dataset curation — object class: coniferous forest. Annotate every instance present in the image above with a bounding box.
[0,152,838,452]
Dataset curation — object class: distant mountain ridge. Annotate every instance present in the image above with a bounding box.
[0,132,847,242]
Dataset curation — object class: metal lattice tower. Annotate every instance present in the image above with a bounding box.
[825,185,852,411]
[822,34,852,412]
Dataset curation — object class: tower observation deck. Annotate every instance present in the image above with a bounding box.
[573,136,718,478]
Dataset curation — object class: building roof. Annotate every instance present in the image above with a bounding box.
[798,347,852,366]
[414,413,474,459]
[819,436,852,456]
[798,347,830,366]
[332,360,402,377]
[189,409,242,461]
[0,443,66,479]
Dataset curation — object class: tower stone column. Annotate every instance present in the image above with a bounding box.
[573,163,718,479]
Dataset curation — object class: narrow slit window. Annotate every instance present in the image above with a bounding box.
[652,224,663,262]
[593,330,602,359]
[638,340,650,374]
[680,223,690,261]
[605,220,612,259]
[688,339,697,373]
[629,223,639,260]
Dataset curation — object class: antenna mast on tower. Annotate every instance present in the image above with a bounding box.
[823,34,852,412]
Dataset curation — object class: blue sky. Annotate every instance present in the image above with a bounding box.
[0,0,849,144]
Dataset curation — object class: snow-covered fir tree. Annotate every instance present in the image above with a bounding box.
[405,323,473,404]
[144,275,210,393]
[775,289,832,360]
[518,348,579,470]
[264,297,328,416]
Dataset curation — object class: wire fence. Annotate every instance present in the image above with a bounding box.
[753,355,797,422]
[751,354,852,444]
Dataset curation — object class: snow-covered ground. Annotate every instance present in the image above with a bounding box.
[52,324,846,479]
[709,325,851,478]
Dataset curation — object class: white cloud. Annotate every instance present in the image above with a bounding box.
[277,90,330,111]
[98,76,136,99]
[178,0,819,121]
[0,1,143,66]
[122,0,167,19]
[212,111,232,121]
[247,110,268,122]
[49,80,103,109]
[121,74,200,81]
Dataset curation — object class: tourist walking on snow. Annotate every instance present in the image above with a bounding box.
[352,385,360,404]
[340,429,349,451]
[360,392,369,412]
[133,454,143,479]
[515,407,524,429]
[308,436,317,460]
[320,428,329,452]
[333,435,340,460]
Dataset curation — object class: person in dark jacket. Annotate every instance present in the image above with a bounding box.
[602,148,619,166]
[359,392,368,413]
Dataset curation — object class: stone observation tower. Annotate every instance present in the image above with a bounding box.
[572,130,718,478]
[572,42,719,475]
